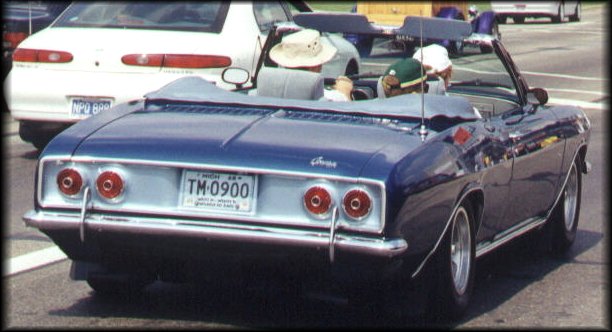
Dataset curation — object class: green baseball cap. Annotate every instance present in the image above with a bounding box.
[384,58,428,88]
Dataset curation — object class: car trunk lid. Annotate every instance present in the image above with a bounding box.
[70,105,421,178]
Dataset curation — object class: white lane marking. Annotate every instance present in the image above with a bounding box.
[520,71,607,81]
[545,88,606,96]
[4,246,67,277]
[548,98,607,110]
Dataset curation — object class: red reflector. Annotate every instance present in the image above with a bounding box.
[12,48,37,62]
[3,32,28,48]
[121,53,231,68]
[57,168,83,196]
[343,189,372,219]
[96,171,124,199]
[304,186,332,216]
[453,127,472,145]
[12,48,73,63]
[164,54,231,68]
[121,54,164,67]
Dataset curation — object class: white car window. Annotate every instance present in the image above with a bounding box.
[253,1,290,33]
[53,1,230,32]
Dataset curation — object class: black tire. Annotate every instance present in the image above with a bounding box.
[497,15,507,24]
[448,39,464,56]
[547,158,582,254]
[87,272,154,296]
[552,4,565,23]
[31,135,52,151]
[19,121,59,151]
[513,16,525,24]
[430,200,476,322]
[569,3,581,22]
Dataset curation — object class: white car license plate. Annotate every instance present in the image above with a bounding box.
[71,98,113,117]
[180,170,257,214]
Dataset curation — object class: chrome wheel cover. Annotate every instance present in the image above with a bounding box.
[450,206,472,295]
[563,163,578,231]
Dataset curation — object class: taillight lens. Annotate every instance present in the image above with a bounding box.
[121,53,231,68]
[57,168,83,196]
[12,48,73,63]
[343,189,372,219]
[96,171,124,199]
[3,32,28,49]
[304,186,332,217]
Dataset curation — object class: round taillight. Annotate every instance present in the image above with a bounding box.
[56,168,83,196]
[96,171,124,199]
[304,186,332,217]
[343,189,372,219]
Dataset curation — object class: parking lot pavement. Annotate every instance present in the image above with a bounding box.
[3,112,18,135]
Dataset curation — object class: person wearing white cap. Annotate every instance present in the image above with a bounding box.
[269,29,353,101]
[412,44,453,95]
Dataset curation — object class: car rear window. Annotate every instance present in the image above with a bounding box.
[53,1,229,33]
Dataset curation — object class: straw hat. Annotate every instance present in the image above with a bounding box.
[269,29,337,68]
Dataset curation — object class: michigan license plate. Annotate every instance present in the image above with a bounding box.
[180,170,257,214]
[71,98,112,117]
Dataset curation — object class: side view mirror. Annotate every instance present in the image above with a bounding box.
[527,87,548,106]
[222,67,250,88]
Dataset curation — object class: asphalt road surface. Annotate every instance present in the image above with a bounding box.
[3,4,608,329]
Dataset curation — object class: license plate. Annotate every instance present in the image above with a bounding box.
[71,98,112,117]
[180,170,257,214]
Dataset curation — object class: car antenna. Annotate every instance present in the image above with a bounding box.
[418,12,428,142]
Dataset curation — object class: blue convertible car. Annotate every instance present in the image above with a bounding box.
[24,13,591,321]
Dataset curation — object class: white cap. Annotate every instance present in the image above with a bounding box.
[412,44,452,74]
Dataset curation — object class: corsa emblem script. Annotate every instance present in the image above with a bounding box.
[310,156,337,169]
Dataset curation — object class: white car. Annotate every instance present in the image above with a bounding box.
[491,1,581,24]
[5,1,360,150]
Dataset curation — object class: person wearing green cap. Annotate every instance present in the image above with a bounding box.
[380,58,429,98]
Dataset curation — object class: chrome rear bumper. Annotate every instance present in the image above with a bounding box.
[24,210,408,261]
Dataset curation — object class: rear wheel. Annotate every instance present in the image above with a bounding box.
[547,158,582,254]
[430,200,476,321]
[569,3,581,22]
[552,4,565,23]
[513,16,525,24]
[19,120,66,151]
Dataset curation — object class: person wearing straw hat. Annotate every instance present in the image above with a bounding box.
[380,58,429,98]
[412,44,453,95]
[269,29,353,101]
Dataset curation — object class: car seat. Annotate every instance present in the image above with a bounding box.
[256,67,324,100]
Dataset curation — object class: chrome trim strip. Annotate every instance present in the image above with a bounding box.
[37,156,387,234]
[23,210,408,258]
[411,187,482,279]
[475,216,547,257]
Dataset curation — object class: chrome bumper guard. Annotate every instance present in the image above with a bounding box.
[23,210,408,261]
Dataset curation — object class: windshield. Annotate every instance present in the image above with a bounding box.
[53,1,229,32]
